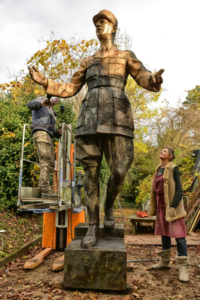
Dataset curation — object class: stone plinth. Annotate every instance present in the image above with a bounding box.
[63,224,126,290]
[74,223,124,239]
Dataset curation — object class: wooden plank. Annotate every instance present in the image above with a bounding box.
[52,255,64,271]
[24,248,52,269]
[19,203,57,209]
[19,202,72,211]
[62,201,72,205]
[20,198,58,202]
[49,204,72,210]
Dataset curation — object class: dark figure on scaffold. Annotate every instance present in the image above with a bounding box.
[29,9,164,248]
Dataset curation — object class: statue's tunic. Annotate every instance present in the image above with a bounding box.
[45,45,154,138]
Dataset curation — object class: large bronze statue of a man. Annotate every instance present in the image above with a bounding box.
[29,10,164,248]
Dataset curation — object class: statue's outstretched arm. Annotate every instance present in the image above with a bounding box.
[127,51,164,92]
[28,58,87,98]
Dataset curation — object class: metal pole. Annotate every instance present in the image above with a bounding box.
[127,259,159,263]
[72,139,76,204]
[66,124,72,180]
[18,124,29,206]
[58,123,65,207]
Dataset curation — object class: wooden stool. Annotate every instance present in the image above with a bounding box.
[127,214,156,234]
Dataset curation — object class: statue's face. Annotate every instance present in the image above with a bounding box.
[95,18,116,41]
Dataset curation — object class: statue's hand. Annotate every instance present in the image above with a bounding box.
[28,66,48,88]
[41,98,51,107]
[149,69,164,92]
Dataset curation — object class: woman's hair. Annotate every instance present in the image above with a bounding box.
[164,147,175,160]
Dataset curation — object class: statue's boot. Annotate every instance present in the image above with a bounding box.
[104,207,115,229]
[81,166,100,249]
[81,207,99,248]
[81,223,99,249]
[104,178,123,229]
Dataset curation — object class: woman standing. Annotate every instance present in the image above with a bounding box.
[148,147,189,282]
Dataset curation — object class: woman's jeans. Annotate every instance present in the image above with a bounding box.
[162,236,188,256]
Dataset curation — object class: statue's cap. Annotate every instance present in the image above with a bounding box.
[93,10,118,28]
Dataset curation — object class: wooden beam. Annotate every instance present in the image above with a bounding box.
[19,203,57,210]
[24,248,52,269]
[20,197,58,202]
[49,204,71,210]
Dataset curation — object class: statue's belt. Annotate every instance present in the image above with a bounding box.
[87,77,125,91]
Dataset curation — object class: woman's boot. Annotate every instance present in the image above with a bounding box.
[152,249,171,269]
[176,256,189,282]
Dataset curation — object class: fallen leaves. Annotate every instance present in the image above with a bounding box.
[0,209,200,300]
[0,212,42,257]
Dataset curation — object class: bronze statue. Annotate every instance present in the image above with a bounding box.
[29,9,164,248]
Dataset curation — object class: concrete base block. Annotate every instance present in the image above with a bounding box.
[63,224,126,290]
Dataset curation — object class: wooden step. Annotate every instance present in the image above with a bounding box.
[74,223,124,239]
[20,197,58,202]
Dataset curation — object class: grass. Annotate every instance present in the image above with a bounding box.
[0,212,43,258]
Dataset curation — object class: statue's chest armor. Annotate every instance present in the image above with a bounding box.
[86,56,126,81]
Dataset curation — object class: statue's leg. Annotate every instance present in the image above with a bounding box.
[103,135,134,228]
[83,165,100,226]
[76,135,102,248]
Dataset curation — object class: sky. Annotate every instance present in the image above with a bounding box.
[0,0,199,105]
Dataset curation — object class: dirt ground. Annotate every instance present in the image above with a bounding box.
[1,209,200,300]
[0,242,200,300]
